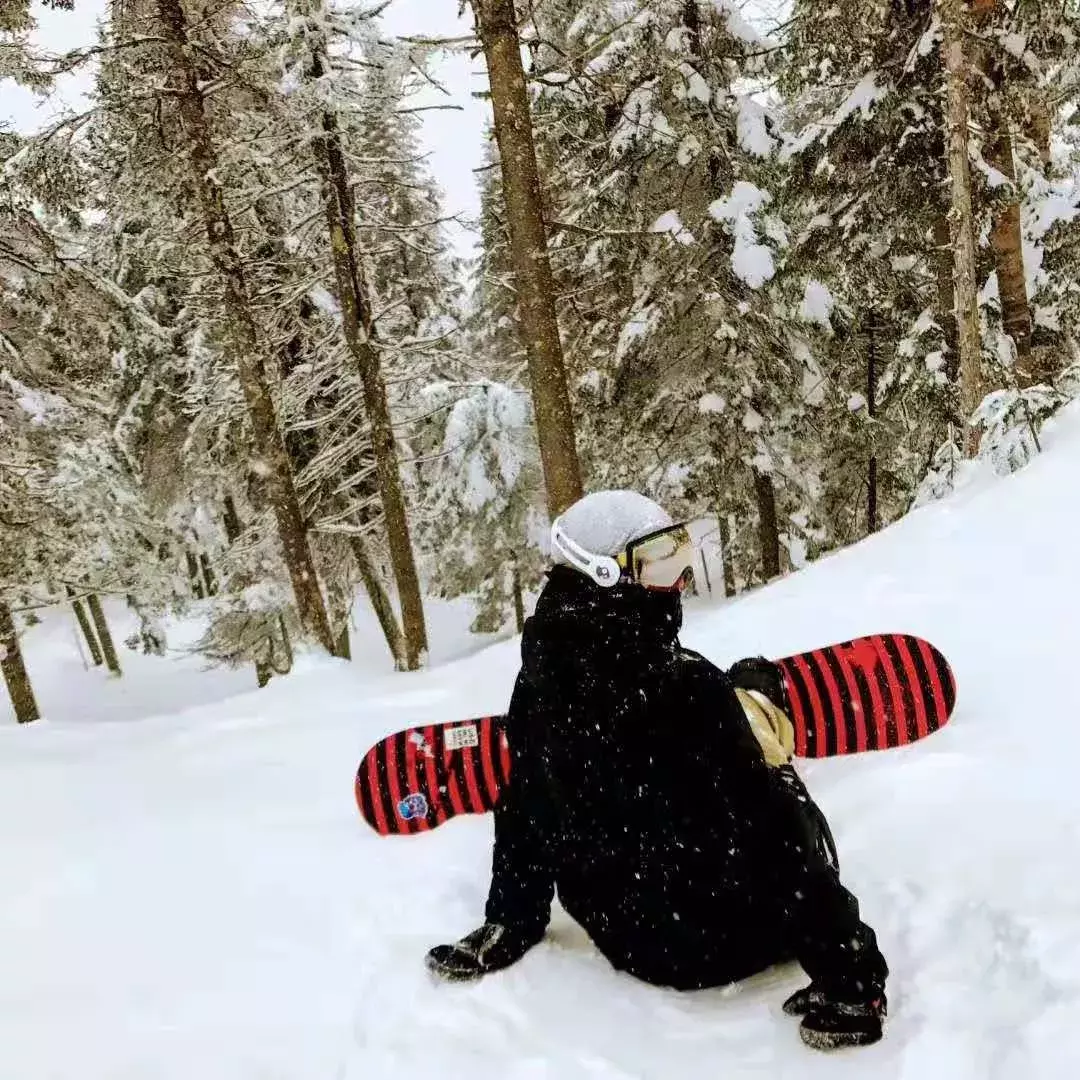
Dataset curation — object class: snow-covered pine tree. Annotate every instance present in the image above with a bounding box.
[93,0,339,655]
[781,0,1080,505]
[273,1,440,669]
[470,0,585,518]
[507,0,818,587]
[415,139,548,633]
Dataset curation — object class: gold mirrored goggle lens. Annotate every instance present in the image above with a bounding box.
[628,526,694,589]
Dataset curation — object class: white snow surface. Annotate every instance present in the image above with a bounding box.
[6,408,1080,1077]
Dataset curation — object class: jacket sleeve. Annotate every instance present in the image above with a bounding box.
[483,670,556,937]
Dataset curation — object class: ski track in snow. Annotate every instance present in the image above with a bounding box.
[4,410,1080,1078]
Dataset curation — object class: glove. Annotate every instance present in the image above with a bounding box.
[727,655,788,711]
[425,922,542,982]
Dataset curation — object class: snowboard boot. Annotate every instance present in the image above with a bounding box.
[796,992,886,1051]
[425,923,540,982]
[782,983,827,1016]
[727,656,789,712]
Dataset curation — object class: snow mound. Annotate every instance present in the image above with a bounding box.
[5,408,1080,1077]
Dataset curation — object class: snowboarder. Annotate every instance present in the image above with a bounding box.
[426,491,888,1051]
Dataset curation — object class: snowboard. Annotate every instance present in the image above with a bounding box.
[355,633,956,837]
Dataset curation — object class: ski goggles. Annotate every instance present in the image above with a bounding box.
[550,519,695,592]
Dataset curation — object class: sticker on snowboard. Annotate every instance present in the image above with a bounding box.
[355,720,510,836]
[355,633,956,836]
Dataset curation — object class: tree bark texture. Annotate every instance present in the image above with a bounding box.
[752,469,781,582]
[985,126,1033,373]
[0,601,39,723]
[200,553,218,597]
[970,0,1039,384]
[511,558,526,634]
[67,585,103,666]
[313,127,428,669]
[941,0,984,456]
[349,534,408,671]
[296,21,428,671]
[933,215,960,384]
[155,0,335,654]
[186,549,205,599]
[473,0,585,517]
[717,513,737,598]
[867,314,879,534]
[87,594,123,677]
[223,495,243,546]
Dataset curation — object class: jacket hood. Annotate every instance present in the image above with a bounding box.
[520,566,682,689]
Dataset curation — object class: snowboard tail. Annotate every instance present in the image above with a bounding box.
[355,633,956,837]
[355,719,510,837]
[776,634,956,757]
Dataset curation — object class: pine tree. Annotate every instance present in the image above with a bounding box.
[96,0,339,655]
[471,0,585,517]
[941,0,984,455]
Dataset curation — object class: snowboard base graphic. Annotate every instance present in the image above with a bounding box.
[355,633,956,837]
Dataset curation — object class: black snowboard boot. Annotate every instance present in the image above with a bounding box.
[425,923,541,982]
[795,990,886,1051]
[782,983,827,1016]
[727,656,788,712]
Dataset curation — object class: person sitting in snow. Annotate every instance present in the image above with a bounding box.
[426,491,888,1051]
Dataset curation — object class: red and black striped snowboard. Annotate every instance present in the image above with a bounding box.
[355,633,956,837]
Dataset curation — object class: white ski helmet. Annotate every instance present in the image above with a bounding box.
[550,490,678,588]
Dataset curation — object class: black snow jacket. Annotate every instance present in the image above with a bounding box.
[485,566,887,997]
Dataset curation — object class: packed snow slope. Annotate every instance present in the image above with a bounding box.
[4,410,1080,1080]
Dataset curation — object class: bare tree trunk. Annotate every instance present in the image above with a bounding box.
[867,313,880,534]
[86,594,122,677]
[0,601,39,723]
[933,215,960,384]
[511,558,526,634]
[1025,95,1052,169]
[284,5,427,670]
[155,0,335,654]
[717,513,737,598]
[986,124,1035,377]
[941,0,984,456]
[349,534,408,671]
[472,0,585,517]
[186,550,205,599]
[970,0,1038,385]
[752,469,781,582]
[67,585,103,666]
[200,553,218,597]
[222,495,279,688]
[277,613,294,671]
[329,582,352,661]
[223,495,243,546]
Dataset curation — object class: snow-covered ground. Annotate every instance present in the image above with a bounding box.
[4,409,1080,1079]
